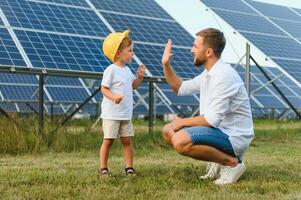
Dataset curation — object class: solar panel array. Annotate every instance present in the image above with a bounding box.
[0,0,202,115]
[0,0,300,117]
[202,0,301,84]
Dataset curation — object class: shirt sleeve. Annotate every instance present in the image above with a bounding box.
[177,74,202,96]
[101,68,113,88]
[204,76,241,128]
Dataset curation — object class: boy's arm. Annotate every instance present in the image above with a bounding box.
[101,86,123,104]
[133,65,146,89]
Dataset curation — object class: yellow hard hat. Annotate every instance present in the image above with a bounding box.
[102,30,130,62]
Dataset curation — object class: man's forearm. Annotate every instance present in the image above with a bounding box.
[181,115,212,128]
[163,64,182,94]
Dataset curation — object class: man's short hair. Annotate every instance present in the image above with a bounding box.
[196,28,226,58]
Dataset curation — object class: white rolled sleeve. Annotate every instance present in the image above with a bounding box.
[177,74,202,96]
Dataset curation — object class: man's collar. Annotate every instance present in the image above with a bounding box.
[205,59,223,77]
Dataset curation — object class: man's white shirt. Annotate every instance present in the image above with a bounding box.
[178,59,254,157]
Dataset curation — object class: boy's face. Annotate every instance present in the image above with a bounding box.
[116,43,134,64]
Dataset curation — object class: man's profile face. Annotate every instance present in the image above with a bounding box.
[191,37,211,67]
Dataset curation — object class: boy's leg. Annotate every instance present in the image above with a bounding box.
[99,138,114,169]
[119,120,134,168]
[120,137,133,168]
[100,119,120,169]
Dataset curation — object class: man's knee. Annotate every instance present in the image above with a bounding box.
[162,123,172,139]
[172,131,192,155]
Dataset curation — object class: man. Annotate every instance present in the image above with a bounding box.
[161,28,254,185]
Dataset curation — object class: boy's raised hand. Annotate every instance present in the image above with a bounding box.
[113,94,124,104]
[162,39,173,67]
[137,64,146,79]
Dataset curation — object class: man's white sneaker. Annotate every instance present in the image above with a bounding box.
[199,162,221,180]
[214,162,246,185]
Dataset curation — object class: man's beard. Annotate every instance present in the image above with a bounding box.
[193,56,206,66]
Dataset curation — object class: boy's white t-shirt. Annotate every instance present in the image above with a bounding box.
[101,64,136,120]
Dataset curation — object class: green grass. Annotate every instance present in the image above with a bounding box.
[1,117,301,199]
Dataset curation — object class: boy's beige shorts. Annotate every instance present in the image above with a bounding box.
[102,119,134,139]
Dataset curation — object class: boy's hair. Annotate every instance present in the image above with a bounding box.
[196,28,226,58]
[118,37,133,51]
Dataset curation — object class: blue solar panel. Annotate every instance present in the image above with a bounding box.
[45,103,64,114]
[0,102,17,112]
[272,59,301,83]
[247,0,301,21]
[293,8,301,15]
[271,18,301,39]
[202,0,257,14]
[45,77,82,86]
[213,9,286,36]
[1,0,110,37]
[134,44,202,78]
[0,73,36,84]
[17,102,39,113]
[15,30,110,72]
[0,85,41,101]
[90,0,173,20]
[0,28,26,66]
[34,0,89,7]
[242,33,301,59]
[101,12,193,47]
[254,95,285,108]
[46,87,89,102]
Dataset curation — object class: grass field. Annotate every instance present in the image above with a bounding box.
[1,117,301,199]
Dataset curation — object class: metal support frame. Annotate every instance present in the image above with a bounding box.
[148,81,154,139]
[245,43,251,96]
[250,55,301,119]
[50,88,100,135]
[38,73,44,135]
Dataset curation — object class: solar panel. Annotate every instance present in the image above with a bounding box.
[33,0,89,7]
[0,28,26,66]
[202,0,301,88]
[0,102,18,112]
[234,65,288,108]
[242,33,301,59]
[46,87,90,102]
[202,0,256,14]
[246,0,301,21]
[0,85,40,101]
[272,59,301,83]
[15,29,110,72]
[270,18,301,39]
[101,12,193,47]
[213,9,286,36]
[90,0,173,20]
[1,0,110,37]
[293,8,301,15]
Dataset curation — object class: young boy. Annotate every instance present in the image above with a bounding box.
[99,30,145,176]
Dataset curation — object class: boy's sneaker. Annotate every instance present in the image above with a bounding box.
[199,162,221,180]
[125,167,136,176]
[214,162,246,185]
[99,168,111,176]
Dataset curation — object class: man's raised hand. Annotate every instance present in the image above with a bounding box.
[162,39,173,67]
